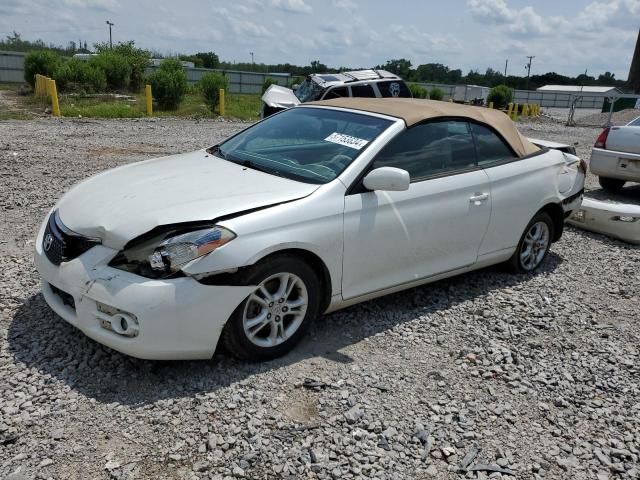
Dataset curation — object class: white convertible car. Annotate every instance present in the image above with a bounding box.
[34,98,585,361]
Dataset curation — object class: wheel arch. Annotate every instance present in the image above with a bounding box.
[538,202,564,242]
[257,248,333,314]
[199,248,333,314]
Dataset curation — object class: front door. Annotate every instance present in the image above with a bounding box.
[341,120,492,300]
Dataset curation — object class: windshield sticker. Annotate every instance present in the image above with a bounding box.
[324,132,369,150]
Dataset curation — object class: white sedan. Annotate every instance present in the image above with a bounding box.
[34,98,585,361]
[591,115,640,191]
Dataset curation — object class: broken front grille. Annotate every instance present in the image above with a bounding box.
[43,210,100,265]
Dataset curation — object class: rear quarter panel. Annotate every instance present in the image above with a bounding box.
[480,149,565,255]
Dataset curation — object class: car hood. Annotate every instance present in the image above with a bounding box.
[56,149,318,249]
[261,84,301,109]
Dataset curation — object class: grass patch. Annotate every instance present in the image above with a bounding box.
[0,111,32,120]
[0,83,21,91]
[225,93,261,121]
[61,100,145,118]
[16,90,261,120]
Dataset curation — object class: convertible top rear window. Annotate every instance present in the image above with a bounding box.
[217,107,393,184]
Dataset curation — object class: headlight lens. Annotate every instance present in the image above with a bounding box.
[112,225,236,277]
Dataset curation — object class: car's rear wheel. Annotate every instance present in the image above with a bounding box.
[222,255,320,361]
[507,211,553,273]
[598,176,625,192]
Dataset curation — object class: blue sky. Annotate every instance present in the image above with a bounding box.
[1,0,639,79]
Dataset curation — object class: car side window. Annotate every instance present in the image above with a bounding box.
[471,123,517,165]
[377,81,411,98]
[372,120,477,181]
[322,86,349,99]
[350,84,376,98]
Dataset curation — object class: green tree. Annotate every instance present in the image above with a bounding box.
[148,59,188,110]
[487,84,513,109]
[24,50,61,87]
[199,72,229,112]
[408,84,428,98]
[195,52,220,69]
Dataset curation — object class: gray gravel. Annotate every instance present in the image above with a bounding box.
[1,117,639,480]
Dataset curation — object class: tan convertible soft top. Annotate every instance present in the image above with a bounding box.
[310,97,539,157]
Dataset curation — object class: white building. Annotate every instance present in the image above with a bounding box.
[536,85,621,95]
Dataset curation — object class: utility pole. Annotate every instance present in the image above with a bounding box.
[525,55,535,90]
[106,20,114,49]
[250,52,254,71]
[504,59,508,77]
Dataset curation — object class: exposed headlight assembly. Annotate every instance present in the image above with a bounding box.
[111,225,235,278]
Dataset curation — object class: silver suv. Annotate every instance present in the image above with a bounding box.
[261,69,411,118]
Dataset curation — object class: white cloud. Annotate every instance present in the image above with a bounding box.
[270,0,312,13]
[62,0,118,11]
[467,0,567,36]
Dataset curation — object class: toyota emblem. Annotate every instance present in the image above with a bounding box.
[43,233,54,252]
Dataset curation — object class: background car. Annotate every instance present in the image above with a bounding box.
[590,115,640,191]
[261,69,411,118]
[34,98,585,361]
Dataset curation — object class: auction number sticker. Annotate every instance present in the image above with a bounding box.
[325,132,369,150]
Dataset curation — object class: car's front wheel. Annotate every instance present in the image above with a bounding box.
[222,255,320,361]
[598,176,625,192]
[508,211,554,273]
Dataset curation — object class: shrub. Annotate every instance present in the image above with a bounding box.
[90,51,132,91]
[54,59,107,93]
[199,72,229,113]
[429,87,444,101]
[262,77,278,94]
[487,84,513,109]
[24,51,61,88]
[409,84,428,99]
[148,59,188,110]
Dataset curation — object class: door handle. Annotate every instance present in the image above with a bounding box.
[469,193,489,203]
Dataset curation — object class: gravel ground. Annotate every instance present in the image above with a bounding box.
[1,117,639,480]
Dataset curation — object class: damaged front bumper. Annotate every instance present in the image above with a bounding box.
[34,222,254,360]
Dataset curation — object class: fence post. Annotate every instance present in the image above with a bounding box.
[145,84,153,117]
[219,88,225,116]
[507,103,513,117]
[47,78,61,117]
[488,101,494,109]
[512,103,519,120]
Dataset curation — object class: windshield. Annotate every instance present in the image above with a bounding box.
[217,107,393,184]
[295,78,325,102]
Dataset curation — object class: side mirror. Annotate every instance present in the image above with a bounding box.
[363,167,410,192]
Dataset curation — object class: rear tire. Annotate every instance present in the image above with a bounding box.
[222,255,320,361]
[507,212,554,273]
[598,176,625,192]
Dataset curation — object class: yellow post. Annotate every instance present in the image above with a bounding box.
[507,102,513,116]
[523,104,529,117]
[145,84,153,117]
[35,75,46,96]
[47,78,61,117]
[448,98,453,102]
[513,103,519,120]
[219,88,225,116]
[488,101,494,109]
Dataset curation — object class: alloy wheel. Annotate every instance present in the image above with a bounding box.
[242,272,308,348]
[519,221,550,271]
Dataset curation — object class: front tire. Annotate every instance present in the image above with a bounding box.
[222,255,320,361]
[507,212,554,273]
[598,176,625,192]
